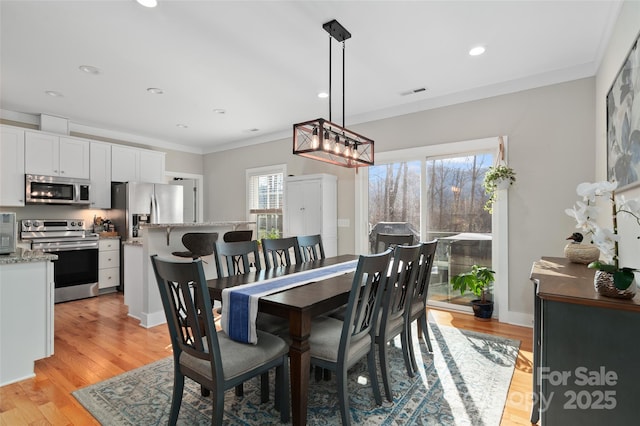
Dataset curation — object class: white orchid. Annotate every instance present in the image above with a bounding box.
[566,181,640,289]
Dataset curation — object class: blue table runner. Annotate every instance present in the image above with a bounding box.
[221,260,358,344]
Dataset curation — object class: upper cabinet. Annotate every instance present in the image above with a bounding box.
[90,141,112,209]
[0,126,26,206]
[25,131,90,179]
[112,145,165,184]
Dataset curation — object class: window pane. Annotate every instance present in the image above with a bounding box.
[425,154,493,306]
[367,161,421,253]
[248,171,283,240]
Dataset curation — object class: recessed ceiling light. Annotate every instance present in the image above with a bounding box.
[469,46,486,56]
[147,87,164,94]
[79,65,101,75]
[45,90,63,97]
[213,109,226,114]
[136,0,158,8]
[176,123,188,129]
[318,92,329,99]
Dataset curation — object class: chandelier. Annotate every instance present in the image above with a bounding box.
[293,20,374,168]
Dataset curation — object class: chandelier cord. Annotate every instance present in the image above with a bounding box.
[342,40,346,130]
[329,34,332,123]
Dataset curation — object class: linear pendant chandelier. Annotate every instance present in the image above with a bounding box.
[293,19,374,168]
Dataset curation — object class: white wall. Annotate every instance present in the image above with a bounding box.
[205,77,596,323]
[595,1,640,269]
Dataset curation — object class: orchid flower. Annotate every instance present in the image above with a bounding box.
[576,181,617,202]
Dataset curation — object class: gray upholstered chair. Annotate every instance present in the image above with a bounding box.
[261,236,302,269]
[373,233,414,253]
[375,243,422,402]
[308,250,393,426]
[405,240,438,371]
[150,255,290,425]
[171,232,218,261]
[213,240,262,278]
[297,234,325,262]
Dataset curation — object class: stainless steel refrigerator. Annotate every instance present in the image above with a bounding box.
[111,182,183,241]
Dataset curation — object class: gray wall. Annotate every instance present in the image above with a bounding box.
[204,77,596,320]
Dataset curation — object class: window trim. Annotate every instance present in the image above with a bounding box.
[245,164,287,236]
[355,136,509,320]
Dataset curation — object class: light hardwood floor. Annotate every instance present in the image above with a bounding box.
[0,293,533,425]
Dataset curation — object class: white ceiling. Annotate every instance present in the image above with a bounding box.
[0,0,621,154]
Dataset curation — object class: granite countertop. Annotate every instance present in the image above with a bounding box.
[140,221,254,229]
[0,250,58,265]
[123,239,143,246]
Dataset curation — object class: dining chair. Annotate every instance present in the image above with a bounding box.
[405,240,438,372]
[375,243,422,402]
[262,236,302,269]
[171,232,218,261]
[213,240,262,278]
[222,229,253,242]
[373,233,414,253]
[150,255,290,425]
[296,234,325,262]
[308,249,393,426]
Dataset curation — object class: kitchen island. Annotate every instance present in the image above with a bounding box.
[122,221,254,328]
[0,251,57,386]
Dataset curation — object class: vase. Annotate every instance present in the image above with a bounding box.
[593,270,637,299]
[563,243,600,264]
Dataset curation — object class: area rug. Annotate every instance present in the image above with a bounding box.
[73,322,519,425]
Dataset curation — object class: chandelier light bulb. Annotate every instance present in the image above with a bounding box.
[311,127,319,149]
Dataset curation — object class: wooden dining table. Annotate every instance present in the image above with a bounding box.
[207,254,359,426]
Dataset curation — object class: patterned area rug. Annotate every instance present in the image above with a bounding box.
[73,322,519,425]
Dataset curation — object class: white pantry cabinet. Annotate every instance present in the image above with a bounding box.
[285,173,337,257]
[98,238,120,291]
[90,141,112,208]
[111,145,165,183]
[24,131,90,179]
[0,125,25,206]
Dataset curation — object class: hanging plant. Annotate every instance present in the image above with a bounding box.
[483,164,516,213]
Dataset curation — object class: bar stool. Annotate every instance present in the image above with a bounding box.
[172,232,218,262]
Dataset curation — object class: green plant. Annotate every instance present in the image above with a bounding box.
[450,264,495,303]
[483,164,516,213]
[258,228,281,240]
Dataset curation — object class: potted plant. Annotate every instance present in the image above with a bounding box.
[483,164,516,213]
[450,264,495,320]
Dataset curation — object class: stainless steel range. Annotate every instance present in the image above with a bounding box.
[21,219,99,303]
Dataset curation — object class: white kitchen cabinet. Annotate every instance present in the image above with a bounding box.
[0,259,55,386]
[285,173,337,257]
[0,125,25,206]
[98,238,120,291]
[24,131,90,179]
[111,145,165,183]
[90,141,112,208]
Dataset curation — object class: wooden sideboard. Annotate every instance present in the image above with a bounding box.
[530,257,640,425]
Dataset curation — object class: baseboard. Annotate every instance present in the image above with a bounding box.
[139,310,167,329]
[499,310,533,328]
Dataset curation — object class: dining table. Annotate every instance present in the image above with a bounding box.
[207,254,359,426]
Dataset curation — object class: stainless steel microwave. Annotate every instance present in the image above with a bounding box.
[25,174,91,205]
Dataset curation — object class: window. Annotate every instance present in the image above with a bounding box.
[356,137,508,316]
[246,165,286,240]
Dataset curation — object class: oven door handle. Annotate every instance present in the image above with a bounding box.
[33,242,99,252]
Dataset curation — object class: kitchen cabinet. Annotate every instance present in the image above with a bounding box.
[98,238,120,291]
[529,257,640,425]
[0,259,55,386]
[90,141,112,208]
[111,145,165,183]
[0,125,25,206]
[25,131,90,179]
[285,173,337,257]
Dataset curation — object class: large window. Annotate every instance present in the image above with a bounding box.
[246,165,286,240]
[357,137,508,315]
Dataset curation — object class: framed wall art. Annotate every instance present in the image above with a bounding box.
[607,31,640,191]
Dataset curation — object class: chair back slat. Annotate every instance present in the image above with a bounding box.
[338,250,393,359]
[261,237,301,269]
[381,244,422,326]
[413,240,438,304]
[297,234,325,262]
[214,240,262,278]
